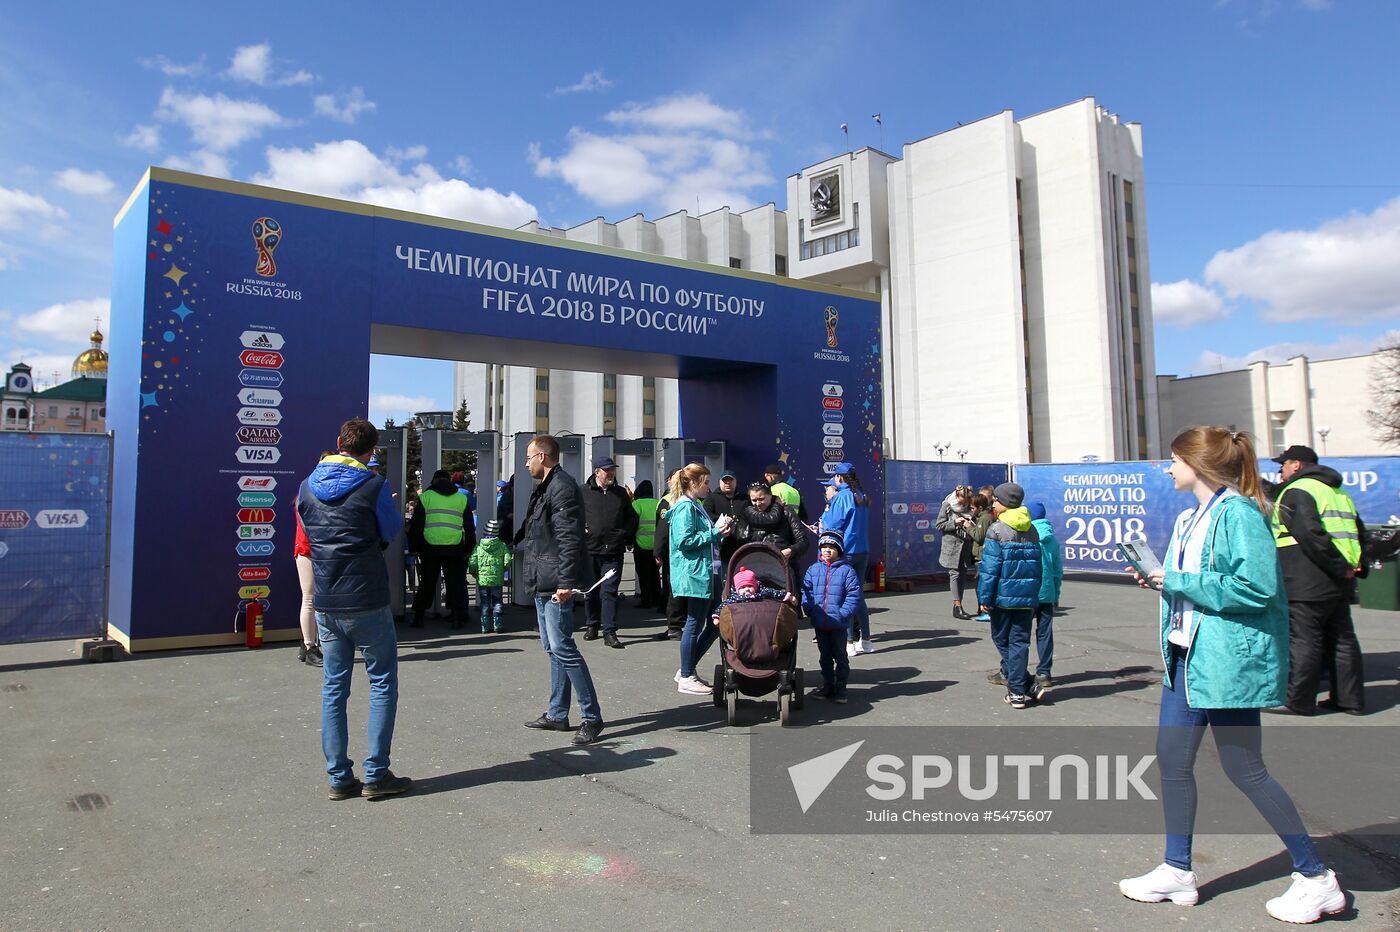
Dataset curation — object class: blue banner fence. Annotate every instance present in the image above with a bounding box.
[0,432,111,644]
[884,460,1010,578]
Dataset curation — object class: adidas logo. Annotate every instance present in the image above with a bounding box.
[251,334,273,348]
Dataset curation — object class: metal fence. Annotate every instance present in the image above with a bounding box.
[0,432,111,644]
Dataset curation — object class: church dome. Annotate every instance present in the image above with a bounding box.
[73,329,108,379]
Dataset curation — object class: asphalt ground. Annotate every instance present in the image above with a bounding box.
[2,579,1398,931]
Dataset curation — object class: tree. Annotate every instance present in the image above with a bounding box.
[375,415,421,490]
[440,399,478,481]
[1367,338,1400,448]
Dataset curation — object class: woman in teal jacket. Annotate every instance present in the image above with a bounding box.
[1120,426,1346,924]
[667,463,733,696]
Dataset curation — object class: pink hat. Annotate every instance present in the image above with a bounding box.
[733,568,758,590]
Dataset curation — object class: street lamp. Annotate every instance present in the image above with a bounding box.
[1317,425,1331,456]
[933,441,951,462]
[956,448,968,462]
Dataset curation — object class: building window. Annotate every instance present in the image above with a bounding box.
[69,406,81,417]
[602,373,616,390]
[1270,411,1291,455]
[643,426,656,439]
[799,203,860,260]
[643,399,656,416]
[603,401,616,418]
[775,255,787,276]
[535,374,549,391]
[49,406,58,418]
[728,257,742,269]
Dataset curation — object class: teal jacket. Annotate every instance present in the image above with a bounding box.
[666,497,721,600]
[468,536,512,587]
[1030,518,1063,605]
[1159,494,1289,709]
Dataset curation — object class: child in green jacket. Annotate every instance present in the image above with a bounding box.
[469,519,512,633]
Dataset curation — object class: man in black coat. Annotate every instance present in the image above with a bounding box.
[704,470,746,564]
[582,455,638,648]
[514,435,604,744]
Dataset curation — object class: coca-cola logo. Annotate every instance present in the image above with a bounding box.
[239,350,284,369]
[236,426,282,445]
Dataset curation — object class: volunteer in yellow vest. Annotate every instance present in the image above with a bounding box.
[630,480,664,612]
[1268,445,1366,715]
[764,462,808,522]
[408,468,476,630]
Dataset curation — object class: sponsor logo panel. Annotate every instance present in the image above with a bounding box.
[822,398,844,410]
[237,524,275,540]
[822,383,844,397]
[238,388,282,407]
[823,449,845,462]
[236,541,275,556]
[0,509,30,529]
[237,407,283,425]
[239,350,285,369]
[910,503,926,514]
[238,585,271,599]
[36,509,88,528]
[238,492,276,507]
[822,410,844,423]
[238,476,277,491]
[823,436,844,448]
[236,426,282,445]
[238,566,272,582]
[239,330,285,350]
[238,369,284,388]
[822,423,844,436]
[237,446,282,464]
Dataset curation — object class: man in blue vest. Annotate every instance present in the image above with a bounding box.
[408,469,476,629]
[297,418,410,800]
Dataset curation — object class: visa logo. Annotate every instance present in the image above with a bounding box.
[237,446,282,463]
[36,509,88,528]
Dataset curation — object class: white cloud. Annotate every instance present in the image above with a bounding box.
[0,186,67,229]
[226,43,313,86]
[138,54,205,77]
[254,139,538,230]
[313,87,376,124]
[553,70,614,95]
[532,94,773,214]
[370,393,441,421]
[1151,279,1229,327]
[15,298,110,343]
[54,168,115,198]
[156,86,285,152]
[1188,329,1400,375]
[164,150,233,178]
[1204,196,1400,325]
[6,351,80,388]
[122,123,161,152]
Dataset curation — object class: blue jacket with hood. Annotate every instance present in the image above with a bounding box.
[976,506,1042,610]
[297,454,404,613]
[820,485,870,556]
[1027,502,1063,605]
[802,554,863,632]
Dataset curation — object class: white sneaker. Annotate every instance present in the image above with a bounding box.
[846,640,858,657]
[1265,870,1346,924]
[677,675,712,695]
[673,669,682,683]
[859,638,874,654]
[1119,863,1199,906]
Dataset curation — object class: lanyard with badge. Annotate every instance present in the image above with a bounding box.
[1169,487,1227,637]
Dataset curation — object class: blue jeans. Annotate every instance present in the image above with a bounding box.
[846,552,870,640]
[991,607,1032,695]
[534,595,602,723]
[679,580,720,679]
[480,586,504,629]
[317,605,398,787]
[1158,651,1325,875]
[815,627,850,692]
[1034,602,1055,676]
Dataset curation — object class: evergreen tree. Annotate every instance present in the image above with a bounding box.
[440,399,478,480]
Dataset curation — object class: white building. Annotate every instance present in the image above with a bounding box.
[1157,351,1395,458]
[454,97,1156,467]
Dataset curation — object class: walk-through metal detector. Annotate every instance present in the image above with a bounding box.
[590,436,663,493]
[661,439,727,484]
[376,428,410,618]
[419,429,502,503]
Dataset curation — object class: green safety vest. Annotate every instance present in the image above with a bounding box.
[770,480,801,511]
[419,488,468,546]
[1271,476,1361,565]
[632,498,659,550]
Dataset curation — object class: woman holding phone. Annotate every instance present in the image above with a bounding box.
[1119,426,1346,924]
[666,463,732,696]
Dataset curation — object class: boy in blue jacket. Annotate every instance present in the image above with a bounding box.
[977,482,1043,709]
[802,530,863,703]
[1027,502,1063,688]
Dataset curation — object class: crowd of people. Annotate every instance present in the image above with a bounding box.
[294,419,1367,925]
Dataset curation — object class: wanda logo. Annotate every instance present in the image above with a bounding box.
[239,350,284,369]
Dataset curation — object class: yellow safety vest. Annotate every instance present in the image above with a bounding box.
[1271,477,1361,565]
[770,480,801,512]
[419,489,467,546]
[632,498,659,550]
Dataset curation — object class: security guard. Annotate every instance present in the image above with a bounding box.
[408,468,475,629]
[1270,445,1366,715]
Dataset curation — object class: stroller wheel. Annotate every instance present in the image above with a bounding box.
[726,685,738,726]
[779,689,793,726]
[711,663,725,707]
[793,668,805,709]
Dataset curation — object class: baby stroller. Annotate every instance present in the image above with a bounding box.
[712,542,805,726]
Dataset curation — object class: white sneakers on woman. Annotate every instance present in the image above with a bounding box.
[675,672,712,695]
[1265,870,1346,924]
[1120,863,1347,923]
[1119,863,1199,906]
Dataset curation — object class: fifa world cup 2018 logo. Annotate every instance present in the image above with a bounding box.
[252,217,281,277]
[824,305,839,348]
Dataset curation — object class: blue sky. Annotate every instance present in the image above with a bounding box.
[2,1,1397,427]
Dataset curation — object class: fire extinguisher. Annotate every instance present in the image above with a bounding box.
[245,602,264,649]
[875,560,886,593]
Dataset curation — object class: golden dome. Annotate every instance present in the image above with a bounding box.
[73,329,108,379]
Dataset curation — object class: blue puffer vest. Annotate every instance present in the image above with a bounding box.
[297,472,390,613]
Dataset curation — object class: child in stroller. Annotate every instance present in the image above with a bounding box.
[711,543,806,725]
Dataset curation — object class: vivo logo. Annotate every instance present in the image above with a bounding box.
[36,509,88,528]
[238,388,282,407]
[239,369,284,388]
[236,541,275,557]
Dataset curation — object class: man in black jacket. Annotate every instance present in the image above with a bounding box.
[582,455,638,648]
[514,435,604,744]
[704,470,746,564]
[1270,445,1366,715]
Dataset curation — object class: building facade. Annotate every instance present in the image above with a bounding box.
[5,328,109,434]
[1157,351,1395,458]
[453,97,1156,468]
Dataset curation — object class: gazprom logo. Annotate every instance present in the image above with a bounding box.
[237,541,275,557]
[238,388,282,407]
